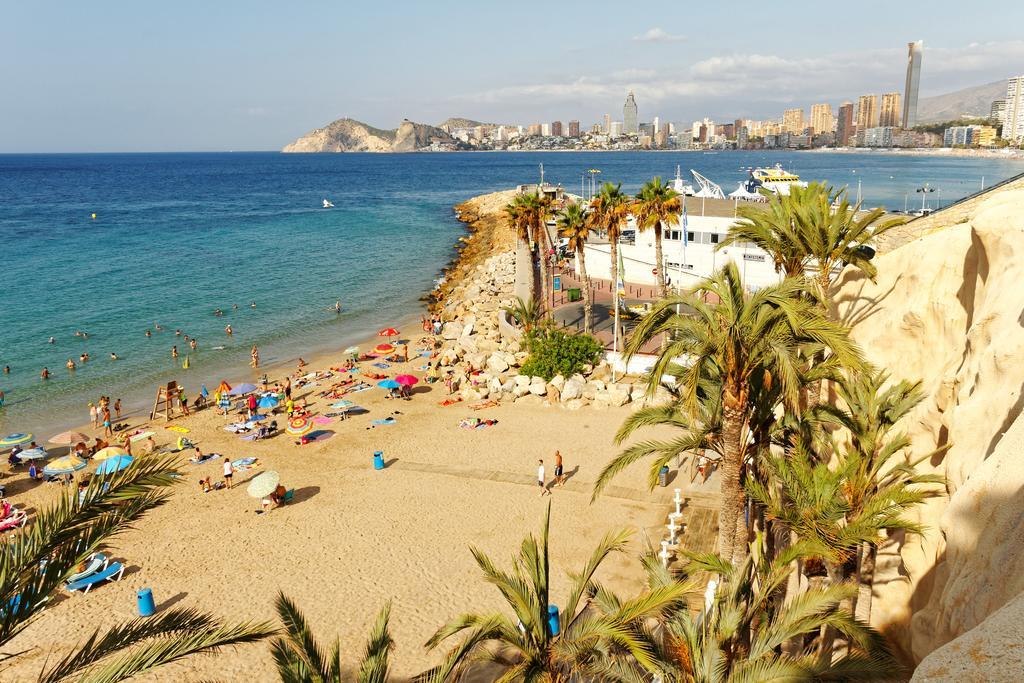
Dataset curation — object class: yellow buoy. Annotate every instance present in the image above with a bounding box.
[91,213,97,219]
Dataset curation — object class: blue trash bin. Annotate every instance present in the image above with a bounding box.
[137,588,156,617]
[659,465,670,487]
[373,451,385,470]
[547,604,560,636]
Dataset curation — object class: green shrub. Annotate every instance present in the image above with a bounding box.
[519,328,603,381]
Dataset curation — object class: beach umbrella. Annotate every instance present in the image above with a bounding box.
[374,343,395,354]
[0,433,33,449]
[330,400,355,409]
[378,327,400,339]
[344,345,359,355]
[49,430,90,446]
[129,431,155,442]
[15,447,48,461]
[93,446,128,461]
[257,395,279,410]
[246,471,280,499]
[216,380,232,394]
[44,456,88,476]
[394,374,419,386]
[377,379,400,390]
[286,416,313,436]
[229,383,258,396]
[96,455,134,475]
[201,385,210,398]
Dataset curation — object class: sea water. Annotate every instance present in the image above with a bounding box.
[1,150,1020,435]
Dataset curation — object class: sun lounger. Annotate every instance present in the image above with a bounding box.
[0,509,27,532]
[65,561,125,593]
[66,553,109,583]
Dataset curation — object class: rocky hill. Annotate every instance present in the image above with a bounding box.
[834,180,1024,676]
[917,80,1005,123]
[282,117,457,153]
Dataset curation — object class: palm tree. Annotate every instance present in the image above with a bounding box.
[502,296,545,336]
[271,593,393,683]
[1,456,275,682]
[419,503,690,681]
[601,263,863,564]
[557,203,595,333]
[632,177,682,298]
[653,533,899,682]
[519,192,555,317]
[588,183,630,340]
[719,190,812,279]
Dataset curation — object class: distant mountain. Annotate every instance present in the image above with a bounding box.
[282,117,457,153]
[437,117,491,130]
[917,80,1005,124]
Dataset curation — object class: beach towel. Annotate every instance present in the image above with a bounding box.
[189,453,218,464]
[232,457,258,469]
[438,398,463,407]
[372,362,391,369]
[166,426,190,434]
[370,417,396,426]
[418,351,432,358]
[313,416,334,425]
[469,399,500,411]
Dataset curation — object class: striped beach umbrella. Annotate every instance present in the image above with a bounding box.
[394,374,419,386]
[0,433,33,449]
[49,431,91,446]
[15,447,48,461]
[43,456,88,476]
[378,327,400,339]
[96,455,134,475]
[94,446,128,461]
[286,416,313,436]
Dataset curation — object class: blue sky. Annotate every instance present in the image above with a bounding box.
[1,0,1022,152]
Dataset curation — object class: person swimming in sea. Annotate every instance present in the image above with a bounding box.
[233,303,239,310]
[110,352,119,360]
[154,322,162,331]
[214,309,224,316]
[171,345,179,359]
[225,324,232,336]
[250,301,256,308]
[48,336,55,344]
[330,300,342,314]
[66,358,76,370]
[189,338,197,351]
[145,330,151,338]
[41,367,50,380]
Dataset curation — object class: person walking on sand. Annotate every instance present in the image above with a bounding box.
[101,406,112,437]
[251,345,259,368]
[222,456,234,489]
[537,459,551,496]
[554,451,566,487]
[114,398,122,419]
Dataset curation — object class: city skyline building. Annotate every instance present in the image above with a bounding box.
[783,108,805,134]
[603,113,611,135]
[550,120,563,137]
[567,119,580,137]
[623,91,638,134]
[903,40,923,129]
[809,103,834,134]
[880,92,902,128]
[1002,76,1024,142]
[857,94,879,130]
[836,101,855,146]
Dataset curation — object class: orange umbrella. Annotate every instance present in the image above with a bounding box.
[216,380,232,394]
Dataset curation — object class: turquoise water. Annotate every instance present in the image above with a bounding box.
[1,150,1021,436]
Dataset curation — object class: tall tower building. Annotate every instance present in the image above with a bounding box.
[903,40,923,129]
[836,102,855,146]
[857,95,879,130]
[551,121,563,137]
[603,113,611,134]
[1002,76,1024,143]
[623,91,638,134]
[567,120,580,137]
[810,103,834,134]
[783,108,805,134]
[880,92,902,128]
[652,116,660,136]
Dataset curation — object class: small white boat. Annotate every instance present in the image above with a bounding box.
[748,164,808,196]
[322,199,334,208]
[670,165,696,196]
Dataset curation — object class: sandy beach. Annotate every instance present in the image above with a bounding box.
[0,193,680,681]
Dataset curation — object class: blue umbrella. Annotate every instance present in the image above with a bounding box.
[15,447,48,461]
[200,385,210,398]
[228,383,258,396]
[377,379,400,390]
[257,395,279,409]
[95,455,134,475]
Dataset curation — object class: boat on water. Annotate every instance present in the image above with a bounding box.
[747,164,808,196]
[322,199,334,208]
[670,165,696,196]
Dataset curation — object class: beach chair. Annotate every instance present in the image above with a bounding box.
[65,561,125,593]
[0,509,27,532]
[66,553,109,584]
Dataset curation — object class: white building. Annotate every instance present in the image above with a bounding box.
[541,123,552,137]
[580,213,783,292]
[609,121,623,138]
[1002,76,1024,143]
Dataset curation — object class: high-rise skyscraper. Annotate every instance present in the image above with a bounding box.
[903,40,923,129]
[623,91,638,134]
[836,102,855,146]
[857,95,879,130]
[1002,76,1024,142]
[783,108,805,134]
[652,116,660,136]
[551,121,563,137]
[880,92,902,128]
[567,120,580,137]
[810,103,834,134]
[603,113,611,134]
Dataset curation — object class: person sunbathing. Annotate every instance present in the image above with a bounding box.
[363,372,387,380]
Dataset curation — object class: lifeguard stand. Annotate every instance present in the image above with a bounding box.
[151,380,183,420]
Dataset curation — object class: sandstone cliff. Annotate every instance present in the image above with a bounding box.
[834,186,1024,674]
[282,117,457,152]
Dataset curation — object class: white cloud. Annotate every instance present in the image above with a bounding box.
[632,28,685,43]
